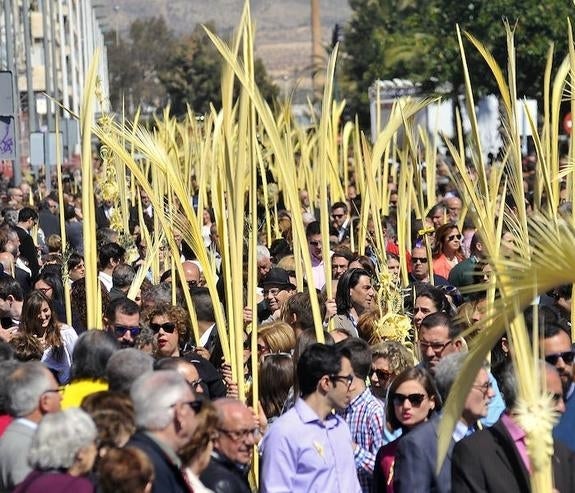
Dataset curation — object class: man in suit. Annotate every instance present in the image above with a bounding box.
[14,207,39,280]
[394,353,495,493]
[0,361,62,491]
[451,363,575,493]
[128,370,201,493]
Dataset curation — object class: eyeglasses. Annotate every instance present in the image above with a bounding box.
[309,240,321,247]
[551,392,564,404]
[412,257,428,264]
[418,339,453,354]
[37,287,52,294]
[392,393,426,406]
[472,381,493,396]
[188,378,203,391]
[114,325,141,338]
[545,351,575,365]
[331,213,344,219]
[329,374,354,389]
[263,288,284,297]
[371,369,392,382]
[43,387,64,396]
[150,322,176,334]
[447,234,463,241]
[217,427,260,441]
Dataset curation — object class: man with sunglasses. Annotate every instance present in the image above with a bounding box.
[200,399,257,493]
[331,201,351,243]
[541,322,575,452]
[408,245,449,286]
[103,298,141,348]
[261,343,361,493]
[129,370,202,493]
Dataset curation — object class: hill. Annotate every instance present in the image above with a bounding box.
[97,0,351,90]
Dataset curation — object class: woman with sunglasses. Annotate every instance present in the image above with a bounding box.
[145,304,191,359]
[432,222,465,279]
[373,367,441,493]
[18,290,78,384]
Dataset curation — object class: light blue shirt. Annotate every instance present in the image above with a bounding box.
[260,398,361,493]
[480,371,505,427]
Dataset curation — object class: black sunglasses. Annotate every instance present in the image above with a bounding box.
[392,392,426,406]
[545,351,575,365]
[371,369,392,381]
[150,322,176,334]
[309,240,321,247]
[447,234,463,241]
[411,257,428,264]
[114,325,141,338]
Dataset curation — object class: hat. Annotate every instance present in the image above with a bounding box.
[261,268,296,290]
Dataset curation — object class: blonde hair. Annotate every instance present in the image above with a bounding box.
[258,321,296,354]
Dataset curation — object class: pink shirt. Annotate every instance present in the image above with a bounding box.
[500,412,531,473]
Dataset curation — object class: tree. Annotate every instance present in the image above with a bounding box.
[160,24,279,117]
[340,0,572,128]
[106,17,176,114]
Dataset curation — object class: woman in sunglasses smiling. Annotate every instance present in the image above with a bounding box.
[432,222,465,279]
[145,304,191,359]
[373,366,440,493]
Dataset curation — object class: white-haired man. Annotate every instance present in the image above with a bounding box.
[128,370,202,493]
[0,361,62,490]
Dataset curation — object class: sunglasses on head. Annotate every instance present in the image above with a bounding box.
[114,325,141,338]
[447,234,463,241]
[545,351,575,365]
[392,392,426,406]
[411,257,428,264]
[150,322,176,334]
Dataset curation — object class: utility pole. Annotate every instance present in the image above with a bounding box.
[3,0,22,185]
[23,0,37,133]
[311,0,323,101]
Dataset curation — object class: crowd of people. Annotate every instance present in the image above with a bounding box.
[0,164,572,493]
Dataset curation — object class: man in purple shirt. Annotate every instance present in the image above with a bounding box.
[260,343,362,493]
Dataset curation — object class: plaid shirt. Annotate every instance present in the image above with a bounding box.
[341,387,386,493]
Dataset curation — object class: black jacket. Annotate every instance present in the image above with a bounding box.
[199,452,251,493]
[128,431,191,493]
[452,418,575,493]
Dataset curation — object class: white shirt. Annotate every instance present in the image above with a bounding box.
[98,271,113,292]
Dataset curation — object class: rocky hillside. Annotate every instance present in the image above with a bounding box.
[98,0,351,88]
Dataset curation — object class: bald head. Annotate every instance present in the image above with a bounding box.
[182,261,200,284]
[213,398,257,465]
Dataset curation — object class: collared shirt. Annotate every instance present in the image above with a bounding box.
[340,388,385,493]
[199,324,214,348]
[500,412,531,472]
[261,398,361,493]
[452,420,475,443]
[98,271,113,292]
[14,418,37,431]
